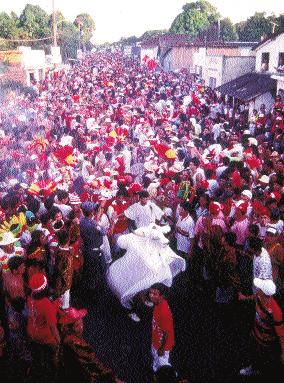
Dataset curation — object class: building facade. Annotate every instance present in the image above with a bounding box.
[192,42,256,88]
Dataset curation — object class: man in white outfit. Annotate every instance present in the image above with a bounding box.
[124,190,164,229]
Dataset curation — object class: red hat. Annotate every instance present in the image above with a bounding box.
[59,307,87,325]
[235,200,248,214]
[29,273,47,292]
[252,201,269,217]
[79,192,90,203]
[209,201,222,215]
[128,183,142,194]
[198,179,209,190]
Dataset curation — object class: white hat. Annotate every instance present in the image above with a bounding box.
[0,232,19,246]
[187,141,195,148]
[243,130,250,135]
[259,175,269,184]
[266,227,277,235]
[241,190,252,200]
[248,137,258,146]
[253,278,276,296]
[144,162,158,172]
[169,163,184,173]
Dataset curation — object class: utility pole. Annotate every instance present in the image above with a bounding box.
[52,0,57,46]
[270,21,279,34]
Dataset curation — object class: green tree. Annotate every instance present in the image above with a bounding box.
[140,29,168,40]
[236,12,271,41]
[74,13,95,50]
[120,35,138,45]
[170,0,220,36]
[18,4,51,48]
[220,18,238,41]
[58,21,80,60]
[0,12,20,49]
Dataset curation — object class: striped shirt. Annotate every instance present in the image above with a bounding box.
[252,296,284,346]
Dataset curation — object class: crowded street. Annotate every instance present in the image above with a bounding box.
[0,48,283,383]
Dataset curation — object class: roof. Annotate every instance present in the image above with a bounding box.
[215,72,277,101]
[158,33,191,48]
[141,33,190,48]
[252,28,284,50]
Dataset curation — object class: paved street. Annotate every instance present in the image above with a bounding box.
[74,270,258,383]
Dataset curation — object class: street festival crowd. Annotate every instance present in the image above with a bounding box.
[0,50,284,382]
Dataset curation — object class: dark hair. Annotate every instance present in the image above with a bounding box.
[248,224,260,237]
[105,152,112,161]
[190,157,200,167]
[139,190,150,199]
[205,168,214,179]
[8,256,25,272]
[40,213,51,226]
[247,237,263,253]
[270,207,280,221]
[56,230,69,246]
[49,206,62,220]
[57,190,69,202]
[225,232,237,247]
[180,201,192,213]
[150,283,167,296]
[116,188,129,198]
[222,157,230,166]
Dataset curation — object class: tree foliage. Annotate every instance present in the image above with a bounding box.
[140,30,168,40]
[74,13,95,48]
[237,12,272,41]
[0,4,96,60]
[19,4,51,40]
[119,35,138,45]
[220,18,238,41]
[170,1,220,36]
[58,21,80,60]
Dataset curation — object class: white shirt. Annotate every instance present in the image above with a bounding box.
[253,247,272,282]
[124,201,164,228]
[192,168,205,185]
[175,214,195,253]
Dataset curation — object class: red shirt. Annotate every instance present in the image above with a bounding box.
[152,299,174,351]
[252,296,284,346]
[109,200,129,234]
[27,297,60,345]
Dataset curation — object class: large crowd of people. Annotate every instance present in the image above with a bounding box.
[0,50,284,382]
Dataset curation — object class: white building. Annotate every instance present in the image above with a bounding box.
[253,30,284,100]
[18,46,47,85]
[192,42,256,88]
[215,37,281,115]
[140,36,160,62]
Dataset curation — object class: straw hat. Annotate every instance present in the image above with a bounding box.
[0,232,19,246]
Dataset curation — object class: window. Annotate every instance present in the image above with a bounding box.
[209,77,216,89]
[195,65,202,77]
[261,52,269,72]
[29,72,35,82]
[277,52,284,71]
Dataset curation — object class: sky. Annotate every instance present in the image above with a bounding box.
[1,0,284,43]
